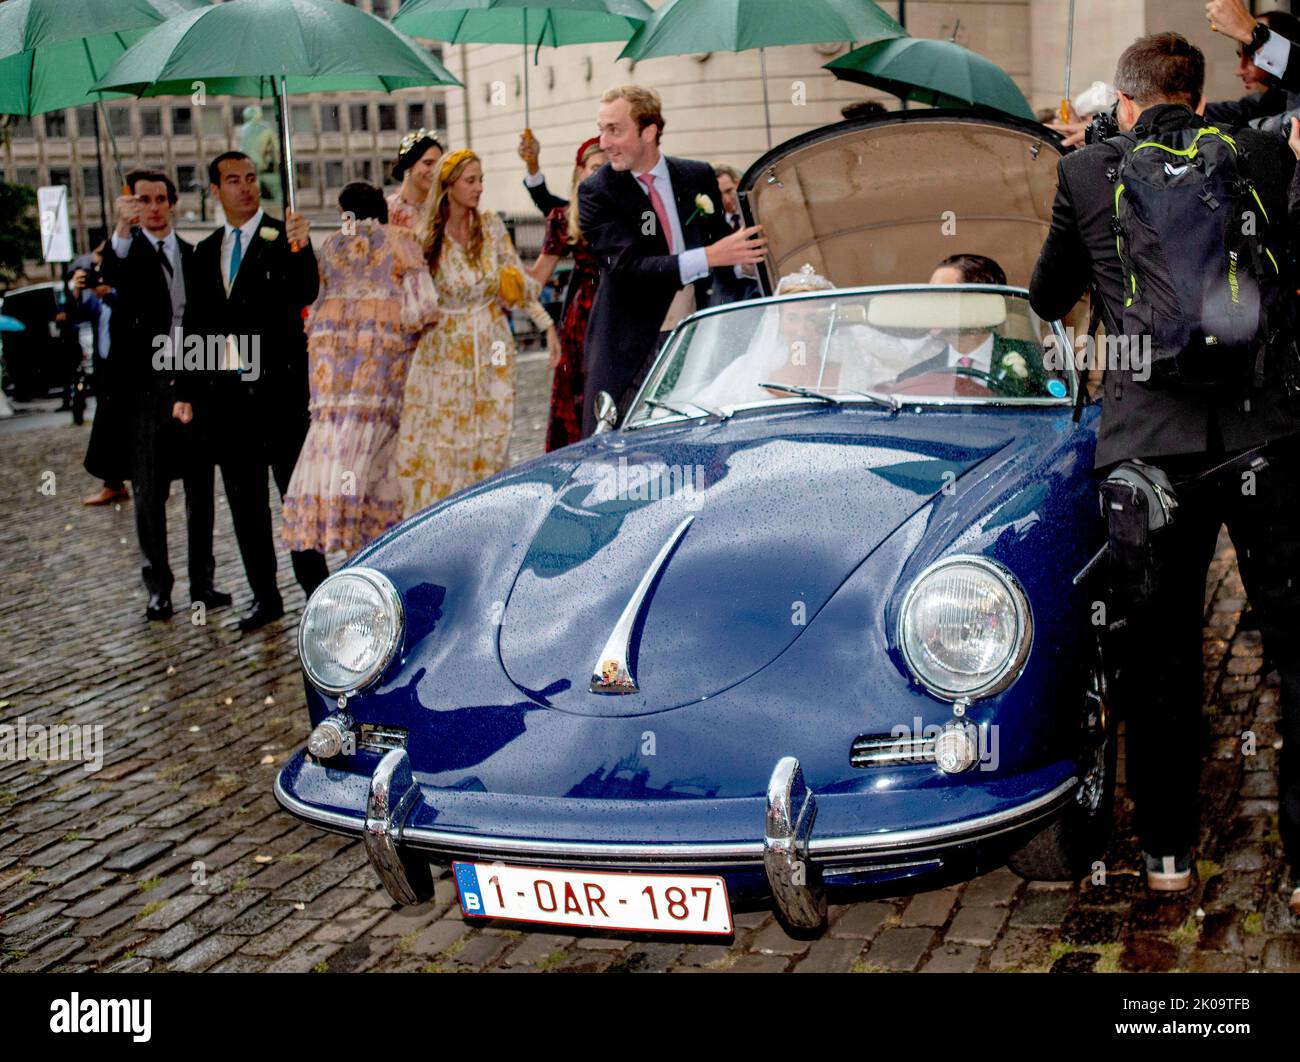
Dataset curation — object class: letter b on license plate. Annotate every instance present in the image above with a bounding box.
[453,862,732,935]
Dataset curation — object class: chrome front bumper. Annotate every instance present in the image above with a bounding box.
[276,749,1078,931]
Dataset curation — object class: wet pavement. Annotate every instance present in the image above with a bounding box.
[1,354,1297,973]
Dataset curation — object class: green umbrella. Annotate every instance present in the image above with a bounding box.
[617,0,906,147]
[0,0,211,237]
[0,0,209,115]
[825,36,1035,122]
[393,0,654,127]
[94,0,462,211]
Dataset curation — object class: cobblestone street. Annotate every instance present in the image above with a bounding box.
[2,354,1298,975]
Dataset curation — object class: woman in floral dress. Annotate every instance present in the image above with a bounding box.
[528,136,606,450]
[385,129,443,231]
[282,183,439,555]
[396,149,559,516]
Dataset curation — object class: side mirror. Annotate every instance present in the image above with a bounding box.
[593,390,618,434]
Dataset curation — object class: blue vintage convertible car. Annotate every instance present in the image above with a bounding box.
[276,111,1110,935]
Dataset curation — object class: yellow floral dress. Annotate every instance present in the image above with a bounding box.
[396,210,552,516]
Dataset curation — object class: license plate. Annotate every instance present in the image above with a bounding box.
[453,861,733,935]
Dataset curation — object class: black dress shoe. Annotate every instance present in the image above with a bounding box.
[191,587,233,609]
[145,594,174,621]
[237,598,285,632]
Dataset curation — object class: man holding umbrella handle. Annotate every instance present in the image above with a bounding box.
[183,152,325,633]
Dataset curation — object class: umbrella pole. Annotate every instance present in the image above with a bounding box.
[523,45,530,129]
[96,101,127,192]
[759,48,772,149]
[91,103,109,239]
[274,75,296,217]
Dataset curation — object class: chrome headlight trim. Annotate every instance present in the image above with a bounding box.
[897,555,1033,702]
[298,567,405,696]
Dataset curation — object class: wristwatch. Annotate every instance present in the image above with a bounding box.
[1244,22,1271,58]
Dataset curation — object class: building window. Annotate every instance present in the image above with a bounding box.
[432,100,448,134]
[324,160,344,187]
[108,106,132,138]
[348,103,370,132]
[200,106,225,136]
[48,166,72,188]
[74,106,95,137]
[14,166,39,188]
[430,44,443,64]
[44,110,69,139]
[6,115,34,139]
[139,107,162,137]
[295,160,316,188]
[81,166,103,197]
[172,106,193,136]
[378,103,397,131]
[407,102,425,131]
[176,164,197,192]
[371,0,390,17]
[320,104,341,133]
[291,103,314,133]
[351,158,374,182]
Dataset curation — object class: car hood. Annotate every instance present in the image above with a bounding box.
[499,412,1014,716]
[739,111,1064,293]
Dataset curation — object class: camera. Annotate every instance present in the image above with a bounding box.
[1086,103,1121,145]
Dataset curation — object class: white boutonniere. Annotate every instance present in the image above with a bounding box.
[1001,351,1029,378]
[684,193,715,226]
[258,226,280,243]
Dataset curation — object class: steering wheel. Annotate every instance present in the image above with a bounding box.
[944,364,1022,397]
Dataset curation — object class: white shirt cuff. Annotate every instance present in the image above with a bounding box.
[1252,32,1290,79]
[110,233,131,258]
[679,246,709,286]
[523,170,545,188]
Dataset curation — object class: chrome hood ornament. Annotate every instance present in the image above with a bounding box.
[589,515,695,694]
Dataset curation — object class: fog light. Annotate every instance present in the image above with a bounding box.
[934,720,978,774]
[308,713,354,760]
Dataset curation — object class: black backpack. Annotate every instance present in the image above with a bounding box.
[1109,123,1285,390]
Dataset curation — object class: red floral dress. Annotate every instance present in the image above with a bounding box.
[542,206,601,450]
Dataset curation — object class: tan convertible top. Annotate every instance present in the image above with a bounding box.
[742,114,1065,296]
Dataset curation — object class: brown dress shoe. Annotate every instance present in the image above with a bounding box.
[82,485,130,506]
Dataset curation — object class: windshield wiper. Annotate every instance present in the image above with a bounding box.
[755,381,842,403]
[840,388,900,413]
[644,398,731,421]
[644,398,697,418]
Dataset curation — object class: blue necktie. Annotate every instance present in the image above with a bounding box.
[229,228,242,284]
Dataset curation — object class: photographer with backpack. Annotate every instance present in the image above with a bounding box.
[1030,32,1300,913]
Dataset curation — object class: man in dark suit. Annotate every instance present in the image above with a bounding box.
[1207,1,1300,95]
[100,169,228,621]
[710,164,761,306]
[1030,32,1300,910]
[895,255,1045,394]
[578,85,767,435]
[183,151,326,632]
[1204,9,1300,128]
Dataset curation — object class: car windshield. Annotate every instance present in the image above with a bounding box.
[627,286,1072,426]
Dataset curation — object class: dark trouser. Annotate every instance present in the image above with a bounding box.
[1115,433,1300,864]
[129,389,216,600]
[613,330,674,419]
[214,385,328,605]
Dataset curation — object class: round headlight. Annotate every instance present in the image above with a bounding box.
[898,556,1031,701]
[298,568,404,695]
